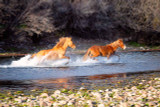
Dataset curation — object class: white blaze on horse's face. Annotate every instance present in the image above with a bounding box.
[123,45,126,50]
[118,39,126,50]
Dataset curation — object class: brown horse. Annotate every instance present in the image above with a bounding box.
[83,39,126,61]
[31,37,76,62]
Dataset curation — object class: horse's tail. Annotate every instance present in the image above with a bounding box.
[83,49,91,61]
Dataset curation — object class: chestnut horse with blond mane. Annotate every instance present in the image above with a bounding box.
[83,39,126,61]
[31,37,76,62]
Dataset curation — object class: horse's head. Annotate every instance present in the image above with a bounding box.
[56,37,76,49]
[116,39,126,50]
[66,37,76,49]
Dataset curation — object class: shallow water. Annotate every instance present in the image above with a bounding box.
[0,52,160,89]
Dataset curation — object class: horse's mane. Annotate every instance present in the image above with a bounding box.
[54,37,71,48]
[107,39,123,51]
[108,39,122,46]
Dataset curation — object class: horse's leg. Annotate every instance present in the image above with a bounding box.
[107,53,111,59]
[61,56,70,59]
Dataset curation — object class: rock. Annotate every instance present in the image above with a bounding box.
[67,101,73,106]
[91,92,102,98]
[131,86,137,90]
[98,103,105,107]
[140,47,145,50]
[86,100,93,107]
[78,100,84,105]
[28,101,34,107]
[99,90,104,93]
[27,98,31,102]
[57,100,67,106]
[112,89,119,92]
[104,93,110,98]
[21,97,27,102]
[155,85,160,88]
[119,102,128,107]
[147,86,155,91]
[40,93,49,98]
[148,102,156,106]
[40,101,48,107]
[53,90,61,97]
[47,102,52,107]
[79,87,86,90]
[14,98,22,103]
[53,102,59,107]
[135,104,141,107]
[54,90,61,94]
[43,96,52,102]
[68,94,75,99]
[113,94,123,100]
[154,78,160,80]
[105,89,110,92]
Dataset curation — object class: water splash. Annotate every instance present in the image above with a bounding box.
[0,55,120,68]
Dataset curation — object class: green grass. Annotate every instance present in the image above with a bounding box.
[128,41,160,49]
[149,46,160,49]
[128,42,145,47]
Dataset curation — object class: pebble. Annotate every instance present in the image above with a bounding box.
[54,90,61,95]
[40,101,48,107]
[0,77,160,106]
[59,100,67,105]
[14,98,22,103]
[40,93,48,98]
[67,101,73,106]
[86,100,93,106]
[98,103,105,107]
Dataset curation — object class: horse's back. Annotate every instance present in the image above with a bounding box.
[89,45,101,54]
[97,45,112,56]
[34,49,51,57]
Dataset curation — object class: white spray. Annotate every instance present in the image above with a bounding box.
[0,54,119,68]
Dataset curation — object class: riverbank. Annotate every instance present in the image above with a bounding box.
[0,72,160,107]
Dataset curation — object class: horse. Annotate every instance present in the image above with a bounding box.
[83,39,126,61]
[30,37,76,62]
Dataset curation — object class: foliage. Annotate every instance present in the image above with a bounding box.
[128,41,145,47]
[113,0,160,32]
[0,0,54,43]
[0,0,160,45]
[51,0,160,43]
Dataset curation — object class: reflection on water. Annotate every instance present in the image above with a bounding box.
[1,71,160,90]
[0,73,127,89]
[88,73,126,80]
[35,73,127,89]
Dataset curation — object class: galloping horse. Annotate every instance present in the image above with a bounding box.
[30,37,76,62]
[83,39,126,61]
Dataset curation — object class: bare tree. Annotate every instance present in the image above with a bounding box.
[0,0,55,44]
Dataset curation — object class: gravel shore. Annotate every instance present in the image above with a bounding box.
[0,76,160,107]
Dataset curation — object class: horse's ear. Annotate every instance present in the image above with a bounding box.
[118,38,123,42]
[59,37,63,41]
